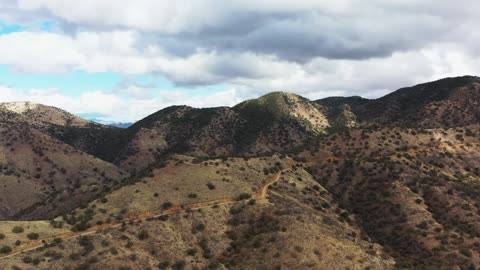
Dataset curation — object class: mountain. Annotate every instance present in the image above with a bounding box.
[86,118,134,128]
[317,76,480,128]
[0,76,479,269]
[101,92,331,174]
[0,104,128,221]
[107,122,133,128]
[0,102,96,128]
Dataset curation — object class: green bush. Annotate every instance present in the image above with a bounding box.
[192,223,206,234]
[138,230,149,240]
[162,201,173,209]
[416,221,428,230]
[188,193,198,198]
[27,233,40,240]
[158,261,170,269]
[236,193,251,201]
[32,257,40,265]
[12,226,24,233]
[460,248,472,257]
[0,245,12,254]
[172,260,186,270]
[186,248,197,256]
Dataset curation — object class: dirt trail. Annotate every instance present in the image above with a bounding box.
[0,165,292,260]
[3,140,478,259]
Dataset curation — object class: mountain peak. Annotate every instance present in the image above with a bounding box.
[234,91,308,113]
[0,101,40,114]
[0,101,98,128]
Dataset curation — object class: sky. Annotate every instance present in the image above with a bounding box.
[0,1,479,122]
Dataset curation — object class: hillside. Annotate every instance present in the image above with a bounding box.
[0,76,479,269]
[317,76,480,128]
[103,92,330,174]
[0,102,96,128]
[0,109,127,221]
[0,155,395,270]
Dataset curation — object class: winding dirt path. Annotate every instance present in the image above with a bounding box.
[0,165,292,260]
[3,140,478,259]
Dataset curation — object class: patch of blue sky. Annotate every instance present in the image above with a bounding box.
[0,65,122,96]
[40,20,55,32]
[0,20,27,35]
[0,19,59,35]
[77,112,109,120]
[0,65,227,96]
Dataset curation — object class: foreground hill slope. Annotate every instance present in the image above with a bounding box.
[0,155,394,270]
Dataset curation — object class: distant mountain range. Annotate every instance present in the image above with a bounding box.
[0,76,479,269]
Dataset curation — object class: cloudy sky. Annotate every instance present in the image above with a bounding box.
[0,0,479,122]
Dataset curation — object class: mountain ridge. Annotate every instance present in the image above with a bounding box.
[0,75,479,269]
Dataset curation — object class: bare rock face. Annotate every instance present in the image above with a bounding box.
[337,104,357,128]
[0,101,39,114]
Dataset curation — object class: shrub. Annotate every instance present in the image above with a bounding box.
[158,215,169,221]
[27,233,40,240]
[0,233,4,239]
[23,256,33,264]
[12,226,24,233]
[0,245,12,254]
[236,193,251,201]
[172,260,186,270]
[110,247,119,255]
[138,230,149,240]
[78,236,94,254]
[416,221,428,230]
[186,248,197,256]
[192,223,206,234]
[162,202,173,209]
[69,253,80,261]
[460,248,472,257]
[32,257,40,265]
[158,261,170,269]
[207,183,216,190]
